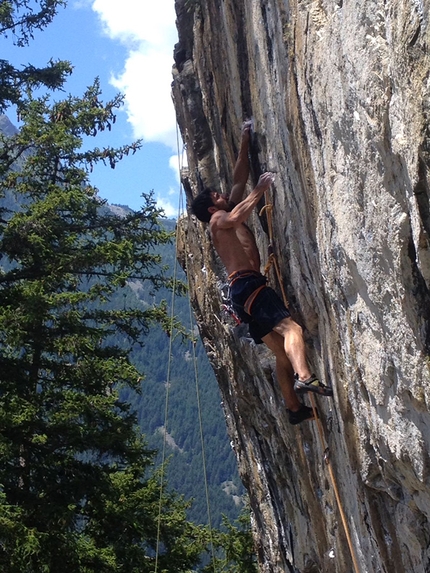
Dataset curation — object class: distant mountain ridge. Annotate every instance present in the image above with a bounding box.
[0,115,18,137]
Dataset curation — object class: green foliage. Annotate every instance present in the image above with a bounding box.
[0,77,204,571]
[0,0,66,45]
[0,1,71,112]
[0,58,72,114]
[202,508,258,573]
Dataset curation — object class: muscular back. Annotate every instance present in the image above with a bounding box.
[210,220,261,275]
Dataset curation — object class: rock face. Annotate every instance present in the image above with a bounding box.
[172,1,430,571]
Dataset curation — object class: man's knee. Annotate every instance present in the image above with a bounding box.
[274,317,303,338]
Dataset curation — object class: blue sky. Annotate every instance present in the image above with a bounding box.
[1,0,181,216]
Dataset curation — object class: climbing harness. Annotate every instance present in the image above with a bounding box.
[227,270,268,318]
[220,271,264,328]
[259,185,360,573]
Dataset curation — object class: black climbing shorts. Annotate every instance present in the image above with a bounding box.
[229,271,290,344]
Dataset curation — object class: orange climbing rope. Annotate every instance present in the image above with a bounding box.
[259,201,289,308]
[259,190,360,573]
[309,392,360,573]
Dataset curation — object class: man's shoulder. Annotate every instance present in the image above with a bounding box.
[210,209,231,228]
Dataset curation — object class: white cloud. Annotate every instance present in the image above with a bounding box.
[156,195,177,218]
[169,151,188,182]
[169,154,180,183]
[91,0,178,149]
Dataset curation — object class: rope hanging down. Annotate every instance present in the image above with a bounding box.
[259,187,360,573]
[179,177,217,573]
[154,127,217,573]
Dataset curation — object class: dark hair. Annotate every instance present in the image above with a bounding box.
[190,187,214,223]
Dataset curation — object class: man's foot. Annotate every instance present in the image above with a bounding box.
[294,374,333,397]
[288,404,317,425]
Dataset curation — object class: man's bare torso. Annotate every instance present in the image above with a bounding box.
[210,221,261,275]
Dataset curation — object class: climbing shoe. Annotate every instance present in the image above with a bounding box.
[294,374,333,397]
[288,404,317,425]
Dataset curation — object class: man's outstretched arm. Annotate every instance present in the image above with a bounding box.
[228,121,252,207]
[213,172,275,230]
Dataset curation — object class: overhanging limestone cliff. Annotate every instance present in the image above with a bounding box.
[172,1,430,571]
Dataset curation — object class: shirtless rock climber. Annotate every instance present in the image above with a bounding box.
[191,121,333,424]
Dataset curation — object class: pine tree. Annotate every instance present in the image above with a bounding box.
[0,0,71,112]
[0,84,202,572]
[203,508,258,573]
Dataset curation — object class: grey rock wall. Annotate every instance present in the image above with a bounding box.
[172,1,430,571]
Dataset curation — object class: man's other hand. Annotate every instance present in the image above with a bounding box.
[256,172,275,191]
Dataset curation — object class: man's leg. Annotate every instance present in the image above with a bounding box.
[272,316,333,396]
[271,317,312,381]
[262,330,302,411]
